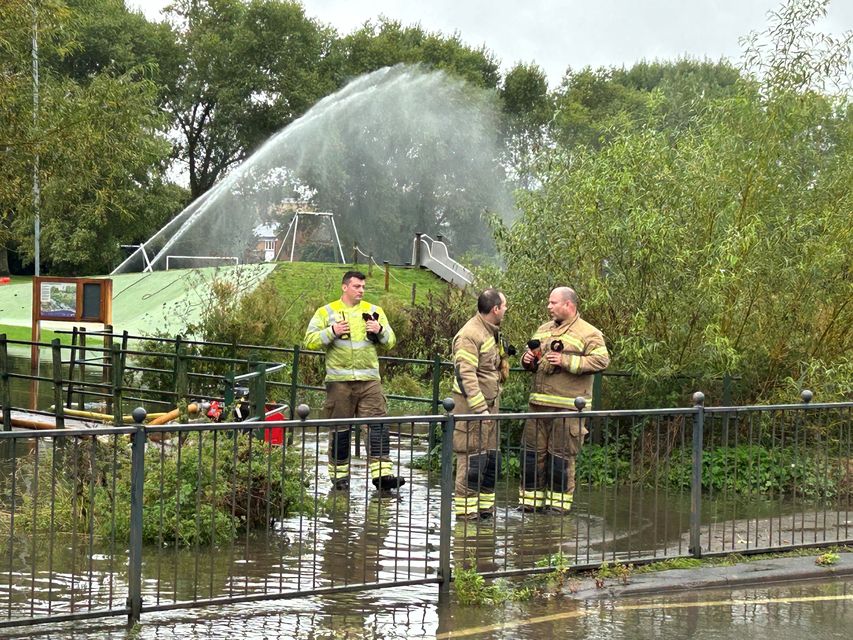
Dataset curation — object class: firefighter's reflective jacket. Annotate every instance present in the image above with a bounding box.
[303,300,396,382]
[524,314,610,408]
[451,314,504,413]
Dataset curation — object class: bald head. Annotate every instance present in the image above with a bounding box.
[547,287,579,322]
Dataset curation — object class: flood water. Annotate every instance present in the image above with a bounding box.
[6,576,853,639]
[3,351,853,638]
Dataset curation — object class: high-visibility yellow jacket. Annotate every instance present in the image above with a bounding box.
[303,299,396,382]
[451,314,504,413]
[524,314,609,409]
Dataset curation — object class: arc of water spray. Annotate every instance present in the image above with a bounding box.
[114,65,495,273]
[116,68,400,273]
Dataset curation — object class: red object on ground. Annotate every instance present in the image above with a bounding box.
[263,405,287,445]
[0,277,10,285]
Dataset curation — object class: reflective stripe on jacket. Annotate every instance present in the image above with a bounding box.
[303,299,396,382]
[525,314,609,408]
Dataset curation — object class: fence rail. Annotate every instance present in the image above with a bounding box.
[1,390,852,630]
[2,330,741,435]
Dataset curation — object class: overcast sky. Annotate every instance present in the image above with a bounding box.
[130,0,851,85]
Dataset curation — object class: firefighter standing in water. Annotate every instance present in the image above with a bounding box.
[451,288,509,520]
[519,287,609,513]
[304,271,404,491]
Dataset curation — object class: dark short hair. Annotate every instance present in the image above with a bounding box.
[477,288,504,314]
[342,270,367,285]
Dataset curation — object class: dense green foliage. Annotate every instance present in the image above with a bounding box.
[0,0,185,275]
[493,1,852,405]
[13,432,314,546]
[575,442,844,498]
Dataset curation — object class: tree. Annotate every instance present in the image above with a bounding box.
[499,62,551,189]
[162,0,336,198]
[331,18,501,90]
[550,59,742,150]
[46,0,177,84]
[495,0,852,404]
[1,0,180,275]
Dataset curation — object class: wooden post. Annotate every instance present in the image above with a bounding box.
[384,261,390,292]
[411,283,416,305]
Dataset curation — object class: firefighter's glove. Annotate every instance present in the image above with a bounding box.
[548,340,564,373]
[474,407,493,431]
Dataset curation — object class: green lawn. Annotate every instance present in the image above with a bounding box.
[267,262,451,308]
[0,325,99,346]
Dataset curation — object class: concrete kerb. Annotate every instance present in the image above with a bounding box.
[568,552,853,600]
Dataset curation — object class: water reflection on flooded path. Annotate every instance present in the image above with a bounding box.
[9,576,853,639]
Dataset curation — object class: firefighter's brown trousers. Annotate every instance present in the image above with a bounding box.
[324,380,396,481]
[453,401,500,518]
[519,404,587,512]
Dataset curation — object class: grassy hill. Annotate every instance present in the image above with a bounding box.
[266,261,451,308]
[0,262,452,345]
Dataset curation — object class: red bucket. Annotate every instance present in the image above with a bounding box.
[262,405,287,445]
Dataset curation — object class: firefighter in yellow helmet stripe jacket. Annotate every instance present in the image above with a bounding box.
[304,270,404,491]
[520,287,609,513]
[451,288,509,520]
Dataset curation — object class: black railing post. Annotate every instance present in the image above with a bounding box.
[592,371,603,410]
[51,339,65,429]
[689,391,705,558]
[77,327,87,410]
[722,373,732,406]
[66,328,78,409]
[173,335,187,405]
[253,363,267,421]
[438,397,455,599]
[104,325,114,416]
[429,354,442,450]
[127,407,147,627]
[111,344,125,426]
[224,372,235,407]
[289,346,300,421]
[0,334,11,431]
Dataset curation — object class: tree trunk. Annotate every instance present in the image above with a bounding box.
[0,245,10,277]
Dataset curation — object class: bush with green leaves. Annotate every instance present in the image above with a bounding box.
[13,432,315,547]
[493,0,852,408]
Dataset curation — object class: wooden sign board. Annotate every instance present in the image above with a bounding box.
[32,277,113,324]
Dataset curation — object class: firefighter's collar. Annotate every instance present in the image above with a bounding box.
[553,313,579,329]
[476,314,501,336]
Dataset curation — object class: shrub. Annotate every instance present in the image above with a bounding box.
[13,432,315,547]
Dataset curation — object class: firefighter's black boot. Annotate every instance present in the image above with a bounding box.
[372,475,406,490]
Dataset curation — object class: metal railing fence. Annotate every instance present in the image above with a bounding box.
[1,392,851,630]
[1,330,741,436]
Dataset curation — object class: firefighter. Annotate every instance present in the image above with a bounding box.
[519,287,609,513]
[304,270,404,491]
[451,288,509,520]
